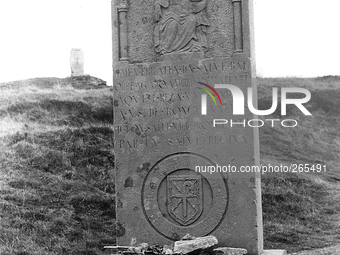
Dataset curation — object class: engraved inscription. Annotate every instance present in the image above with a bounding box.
[154,0,209,55]
[114,61,250,78]
[115,119,248,136]
[117,134,249,149]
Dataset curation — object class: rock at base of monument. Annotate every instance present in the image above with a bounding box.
[105,242,252,255]
[213,247,247,255]
[182,233,196,241]
[163,245,175,255]
[173,236,218,254]
[262,250,287,255]
[104,244,176,255]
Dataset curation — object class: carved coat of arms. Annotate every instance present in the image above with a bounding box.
[167,175,202,225]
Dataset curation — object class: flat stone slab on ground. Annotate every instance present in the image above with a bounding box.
[262,250,287,255]
[214,247,247,255]
[174,236,218,254]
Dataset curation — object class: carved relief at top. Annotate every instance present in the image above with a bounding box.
[153,0,210,55]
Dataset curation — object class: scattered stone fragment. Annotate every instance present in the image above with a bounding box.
[140,243,149,250]
[104,243,151,254]
[182,233,195,240]
[163,248,173,255]
[130,238,138,247]
[174,236,218,254]
[132,246,143,254]
[145,244,165,255]
[262,250,287,255]
[103,245,137,255]
[103,245,131,249]
[131,243,150,253]
[213,247,247,255]
[163,244,174,255]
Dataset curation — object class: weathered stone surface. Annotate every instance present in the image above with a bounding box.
[262,250,287,255]
[163,244,174,255]
[128,243,150,254]
[70,48,84,76]
[174,236,218,254]
[112,0,262,254]
[182,233,195,241]
[214,247,248,255]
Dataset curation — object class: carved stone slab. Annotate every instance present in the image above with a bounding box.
[112,1,262,254]
[70,48,84,76]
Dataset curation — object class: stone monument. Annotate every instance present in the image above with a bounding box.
[70,48,84,76]
[112,0,263,254]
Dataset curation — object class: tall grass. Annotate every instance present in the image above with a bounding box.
[258,77,340,252]
[0,80,114,255]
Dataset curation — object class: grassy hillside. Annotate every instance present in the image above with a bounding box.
[259,77,340,252]
[0,81,114,254]
[0,77,340,254]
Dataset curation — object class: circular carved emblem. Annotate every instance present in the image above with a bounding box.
[142,152,228,240]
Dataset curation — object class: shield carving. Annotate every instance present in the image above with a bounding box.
[167,175,203,226]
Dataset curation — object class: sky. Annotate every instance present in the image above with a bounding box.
[0,0,340,84]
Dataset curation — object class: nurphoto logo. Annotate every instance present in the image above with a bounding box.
[198,83,312,128]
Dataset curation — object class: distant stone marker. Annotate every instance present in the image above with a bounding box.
[70,48,84,76]
[112,0,263,254]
